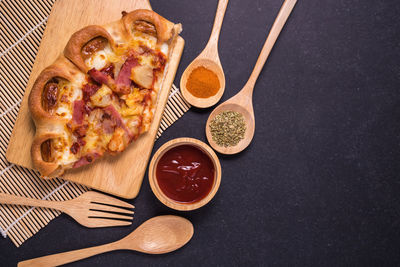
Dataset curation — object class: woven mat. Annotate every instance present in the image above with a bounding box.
[0,0,190,247]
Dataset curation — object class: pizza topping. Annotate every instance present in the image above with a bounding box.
[72,100,85,125]
[103,105,129,134]
[82,82,100,103]
[137,45,166,70]
[100,64,115,79]
[88,68,113,85]
[153,51,167,70]
[73,124,88,138]
[137,45,152,55]
[41,139,53,162]
[87,108,104,125]
[115,56,139,93]
[73,152,101,168]
[122,88,144,106]
[84,105,92,115]
[90,85,113,107]
[130,64,153,89]
[133,20,157,37]
[82,37,108,60]
[60,94,69,103]
[102,117,117,134]
[42,82,58,112]
[108,127,128,152]
[70,142,80,154]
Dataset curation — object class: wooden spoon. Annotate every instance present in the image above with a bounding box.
[206,0,297,154]
[18,215,194,267]
[180,0,229,108]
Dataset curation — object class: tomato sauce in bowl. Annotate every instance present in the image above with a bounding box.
[156,145,215,203]
[149,137,221,211]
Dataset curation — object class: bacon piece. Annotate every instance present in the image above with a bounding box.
[102,118,116,134]
[103,105,132,138]
[77,138,86,147]
[100,64,115,79]
[72,100,85,124]
[84,105,92,115]
[104,105,125,128]
[70,142,80,154]
[73,124,88,138]
[73,152,101,168]
[68,101,88,138]
[88,68,113,85]
[82,83,100,103]
[115,57,139,93]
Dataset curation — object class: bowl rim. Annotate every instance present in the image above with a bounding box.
[148,137,222,211]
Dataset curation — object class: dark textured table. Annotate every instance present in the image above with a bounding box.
[1,0,400,265]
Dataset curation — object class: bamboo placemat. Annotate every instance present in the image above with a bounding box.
[0,0,190,247]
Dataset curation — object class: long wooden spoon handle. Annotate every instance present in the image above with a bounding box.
[18,242,118,267]
[207,0,229,49]
[245,0,297,90]
[0,193,65,211]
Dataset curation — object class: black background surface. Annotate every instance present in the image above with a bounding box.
[1,0,400,266]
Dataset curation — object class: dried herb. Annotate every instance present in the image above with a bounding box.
[209,111,246,147]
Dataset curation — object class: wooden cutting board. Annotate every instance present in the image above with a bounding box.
[6,0,184,199]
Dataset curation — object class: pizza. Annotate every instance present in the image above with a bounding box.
[29,10,182,177]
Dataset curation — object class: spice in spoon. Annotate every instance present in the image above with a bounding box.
[209,110,246,147]
[186,66,220,98]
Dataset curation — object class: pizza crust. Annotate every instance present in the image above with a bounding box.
[29,57,79,123]
[31,132,64,177]
[29,57,82,177]
[29,9,182,178]
[122,9,175,45]
[64,25,116,73]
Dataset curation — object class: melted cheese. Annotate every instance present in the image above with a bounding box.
[54,77,83,120]
[52,132,78,166]
[52,74,86,165]
[160,43,168,55]
[132,31,157,47]
[85,45,114,69]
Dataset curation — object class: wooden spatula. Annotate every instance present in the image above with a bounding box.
[0,191,134,228]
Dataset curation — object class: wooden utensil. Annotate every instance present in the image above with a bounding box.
[148,137,222,211]
[206,0,297,154]
[0,191,134,228]
[180,0,229,108]
[6,0,185,199]
[18,215,194,267]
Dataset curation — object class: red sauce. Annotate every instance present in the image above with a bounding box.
[156,145,215,203]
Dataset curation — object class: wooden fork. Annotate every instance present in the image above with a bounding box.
[0,191,134,228]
